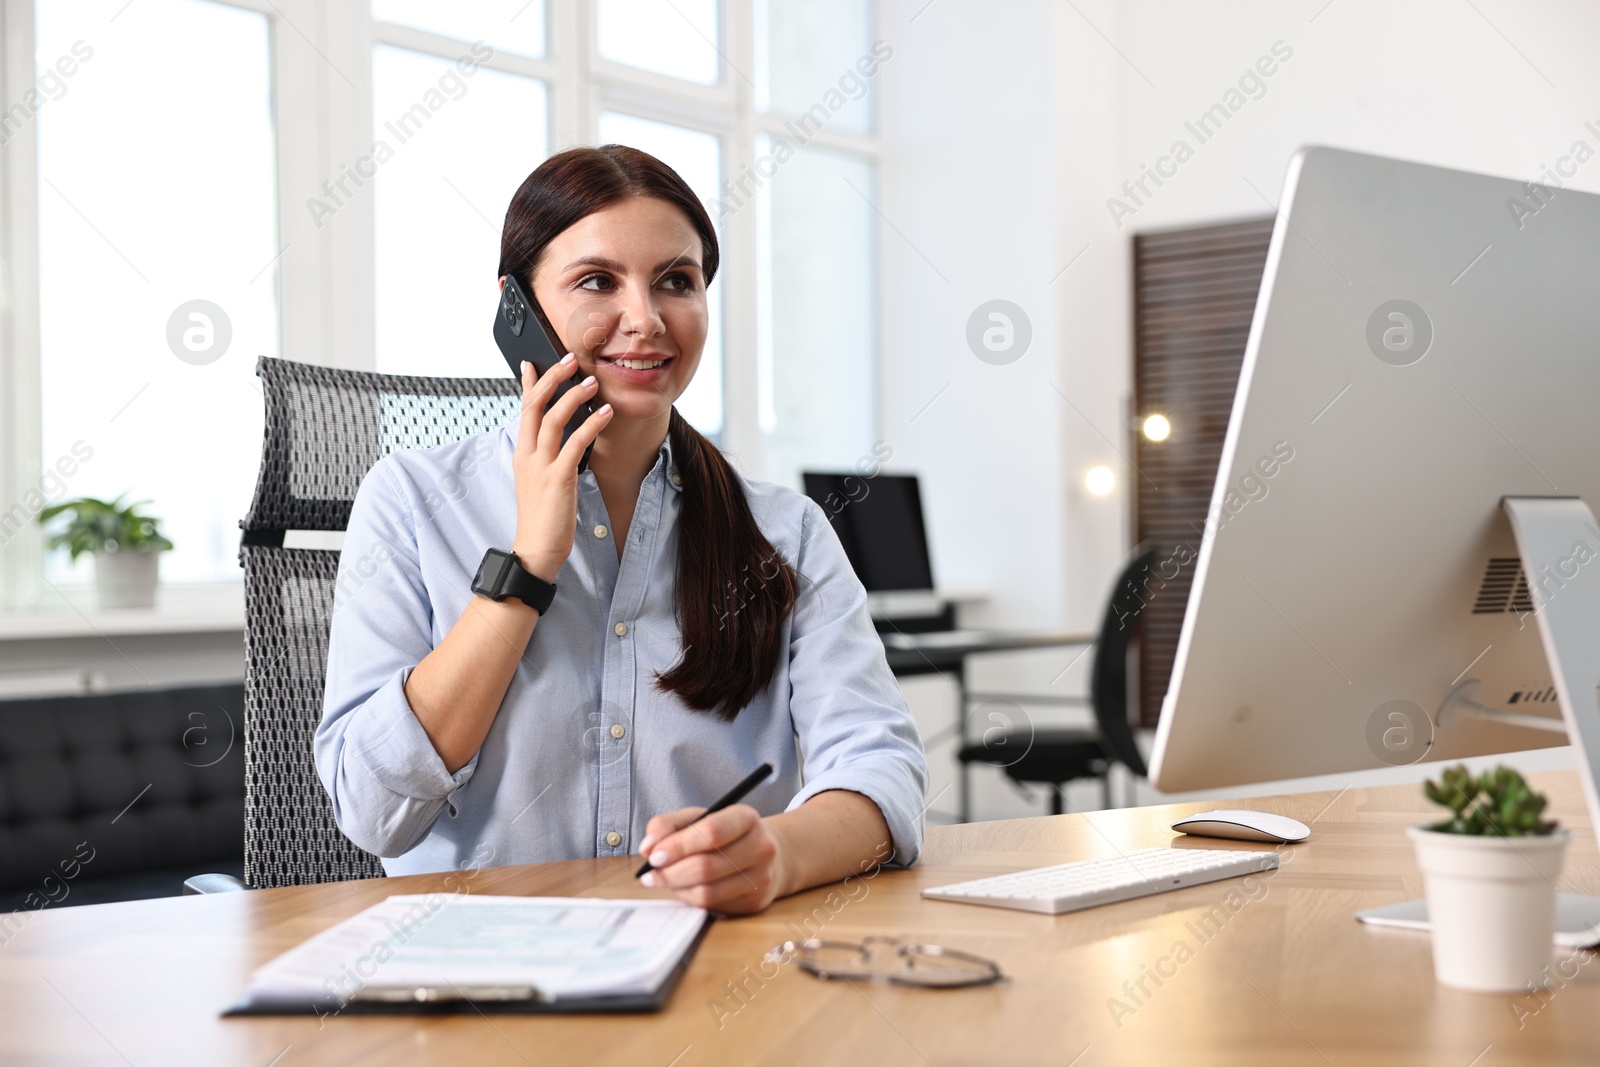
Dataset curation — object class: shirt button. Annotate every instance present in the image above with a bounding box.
[614,622,628,637]
[610,724,626,739]
[594,524,608,539]
[605,831,622,847]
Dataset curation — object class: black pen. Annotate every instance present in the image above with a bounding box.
[635,763,774,878]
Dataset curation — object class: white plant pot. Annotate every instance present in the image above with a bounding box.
[93,548,161,609]
[1407,825,1569,992]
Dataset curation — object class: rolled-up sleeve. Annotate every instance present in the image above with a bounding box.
[315,456,478,859]
[783,498,930,866]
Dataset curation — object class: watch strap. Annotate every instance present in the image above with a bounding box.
[501,557,556,615]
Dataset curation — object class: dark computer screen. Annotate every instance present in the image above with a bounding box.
[802,473,935,592]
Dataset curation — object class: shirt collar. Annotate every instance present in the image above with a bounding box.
[658,431,684,493]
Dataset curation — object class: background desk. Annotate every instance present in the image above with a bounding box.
[880,628,1094,821]
[7,770,1600,1066]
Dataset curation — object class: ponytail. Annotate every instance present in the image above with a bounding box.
[654,408,799,720]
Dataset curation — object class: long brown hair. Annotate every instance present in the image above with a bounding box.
[499,145,799,721]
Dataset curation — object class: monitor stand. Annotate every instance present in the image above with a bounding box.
[1355,496,1600,948]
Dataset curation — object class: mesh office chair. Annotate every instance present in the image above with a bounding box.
[959,547,1156,816]
[204,356,519,890]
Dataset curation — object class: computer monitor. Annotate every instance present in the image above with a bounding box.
[1148,147,1600,823]
[801,473,935,592]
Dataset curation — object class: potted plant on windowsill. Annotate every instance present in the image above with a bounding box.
[1408,764,1568,992]
[37,493,174,610]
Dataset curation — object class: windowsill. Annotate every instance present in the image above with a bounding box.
[0,582,245,641]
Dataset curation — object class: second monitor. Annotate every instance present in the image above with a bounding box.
[802,473,936,594]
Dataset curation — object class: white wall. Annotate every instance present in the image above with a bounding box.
[879,0,1083,635]
[1107,0,1600,232]
[879,0,1122,823]
[881,0,1600,821]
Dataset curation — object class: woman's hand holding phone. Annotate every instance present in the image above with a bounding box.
[511,354,613,584]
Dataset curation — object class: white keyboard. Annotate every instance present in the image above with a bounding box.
[921,847,1279,915]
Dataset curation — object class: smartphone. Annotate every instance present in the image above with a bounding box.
[493,272,597,474]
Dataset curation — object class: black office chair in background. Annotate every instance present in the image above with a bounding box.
[190,356,519,892]
[958,547,1157,816]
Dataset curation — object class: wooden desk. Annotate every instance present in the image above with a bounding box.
[8,770,1600,1066]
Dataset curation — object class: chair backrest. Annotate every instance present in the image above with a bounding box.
[238,356,518,889]
[1090,546,1159,778]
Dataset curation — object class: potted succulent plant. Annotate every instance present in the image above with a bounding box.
[1408,764,1568,992]
[36,493,174,609]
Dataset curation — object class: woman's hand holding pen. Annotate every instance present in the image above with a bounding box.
[637,805,786,915]
[511,354,613,585]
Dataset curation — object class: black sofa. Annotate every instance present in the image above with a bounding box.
[0,682,244,910]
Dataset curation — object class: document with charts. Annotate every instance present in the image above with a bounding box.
[226,895,711,1014]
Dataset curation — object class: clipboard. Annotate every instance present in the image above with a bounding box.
[223,914,711,1016]
[219,895,713,1017]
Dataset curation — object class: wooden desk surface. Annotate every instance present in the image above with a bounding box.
[8,769,1600,1066]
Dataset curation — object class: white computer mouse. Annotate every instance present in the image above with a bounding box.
[1170,809,1310,844]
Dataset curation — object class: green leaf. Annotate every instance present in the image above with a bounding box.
[1421,764,1557,836]
[35,493,174,558]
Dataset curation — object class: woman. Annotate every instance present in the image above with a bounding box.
[316,145,928,915]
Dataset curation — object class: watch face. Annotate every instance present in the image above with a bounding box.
[474,549,514,595]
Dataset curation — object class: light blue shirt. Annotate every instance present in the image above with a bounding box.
[315,406,929,877]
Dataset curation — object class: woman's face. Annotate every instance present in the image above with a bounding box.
[525,196,708,423]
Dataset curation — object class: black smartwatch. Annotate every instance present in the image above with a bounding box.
[471,548,556,614]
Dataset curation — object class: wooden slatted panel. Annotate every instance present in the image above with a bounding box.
[1132,217,1274,729]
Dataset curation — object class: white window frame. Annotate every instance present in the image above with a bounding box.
[0,0,884,609]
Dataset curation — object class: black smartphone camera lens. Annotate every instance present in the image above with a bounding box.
[501,288,525,335]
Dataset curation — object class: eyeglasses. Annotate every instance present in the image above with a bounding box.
[765,936,1003,989]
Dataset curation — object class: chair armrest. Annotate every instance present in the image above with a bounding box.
[183,873,248,895]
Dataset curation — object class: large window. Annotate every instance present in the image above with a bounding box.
[597,0,718,84]
[756,138,876,490]
[34,0,277,587]
[2,0,883,606]
[754,0,882,489]
[370,0,547,58]
[370,43,549,379]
